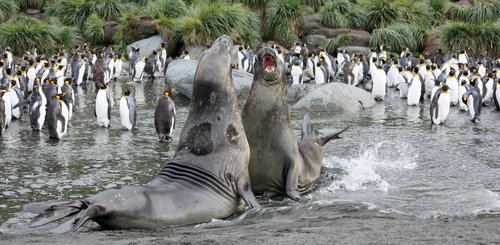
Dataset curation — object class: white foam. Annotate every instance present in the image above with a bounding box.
[322,141,418,193]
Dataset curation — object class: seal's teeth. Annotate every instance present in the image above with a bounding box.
[265,67,275,72]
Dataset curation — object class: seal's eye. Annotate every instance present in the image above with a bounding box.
[262,55,276,72]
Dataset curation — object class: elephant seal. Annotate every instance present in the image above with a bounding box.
[23,35,259,232]
[242,47,350,201]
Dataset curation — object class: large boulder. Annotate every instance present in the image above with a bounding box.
[291,82,375,112]
[103,21,119,45]
[298,15,371,47]
[422,31,442,56]
[127,35,165,58]
[288,84,323,103]
[165,59,253,101]
[305,35,327,50]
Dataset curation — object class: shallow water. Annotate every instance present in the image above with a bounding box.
[1,78,499,243]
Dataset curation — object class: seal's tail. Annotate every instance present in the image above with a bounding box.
[300,113,351,146]
[23,200,100,233]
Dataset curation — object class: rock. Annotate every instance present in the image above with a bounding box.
[121,16,159,43]
[338,46,371,55]
[298,15,371,47]
[291,82,375,113]
[103,21,119,45]
[422,31,442,56]
[165,59,253,101]
[305,35,327,50]
[127,35,165,58]
[288,84,323,103]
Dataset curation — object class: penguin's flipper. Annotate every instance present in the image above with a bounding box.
[12,98,31,109]
[320,125,351,146]
[127,97,136,128]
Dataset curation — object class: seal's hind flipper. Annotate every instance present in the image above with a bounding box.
[28,201,86,228]
[301,113,314,140]
[320,125,351,146]
[50,204,104,233]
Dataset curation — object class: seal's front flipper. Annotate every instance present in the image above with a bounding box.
[237,176,261,209]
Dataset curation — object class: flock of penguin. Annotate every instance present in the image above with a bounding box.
[0,43,177,141]
[237,42,500,125]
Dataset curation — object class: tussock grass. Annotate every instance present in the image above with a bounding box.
[320,0,367,29]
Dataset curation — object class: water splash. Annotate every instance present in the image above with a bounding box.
[321,141,418,193]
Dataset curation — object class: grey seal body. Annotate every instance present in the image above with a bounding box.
[242,48,349,201]
[24,35,259,232]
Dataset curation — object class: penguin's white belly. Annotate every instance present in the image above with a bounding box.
[407,80,421,105]
[371,70,387,100]
[424,75,434,96]
[495,86,500,106]
[56,102,69,139]
[77,65,86,86]
[27,69,36,92]
[467,95,475,119]
[134,61,145,81]
[387,68,398,87]
[96,91,110,127]
[447,79,459,105]
[458,86,468,111]
[315,69,324,84]
[291,66,302,85]
[2,94,12,126]
[119,97,132,130]
[9,91,20,119]
[398,82,409,98]
[433,93,450,124]
[114,60,123,77]
[483,80,493,103]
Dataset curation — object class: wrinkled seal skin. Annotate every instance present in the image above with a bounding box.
[23,35,259,233]
[242,47,348,201]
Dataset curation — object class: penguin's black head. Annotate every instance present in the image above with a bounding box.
[124,89,131,96]
[10,80,17,86]
[426,65,430,70]
[470,77,478,86]
[431,63,437,69]
[398,66,403,72]
[16,70,23,76]
[463,70,469,76]
[461,79,467,86]
[116,53,122,59]
[435,79,442,86]
[238,46,243,51]
[160,42,166,48]
[372,57,377,63]
[441,84,449,92]
[449,70,456,76]
[394,59,399,65]
[98,83,107,90]
[49,79,57,85]
[0,60,3,66]
[487,72,493,78]
[5,68,12,75]
[64,78,72,85]
[55,93,65,100]
[163,90,171,97]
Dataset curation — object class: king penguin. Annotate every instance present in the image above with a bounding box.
[47,93,69,140]
[61,78,75,121]
[9,80,24,119]
[131,57,145,82]
[493,78,500,111]
[445,69,459,105]
[430,84,451,125]
[119,87,137,130]
[462,77,482,123]
[458,79,468,112]
[154,89,176,142]
[371,63,387,101]
[29,80,47,131]
[0,89,7,134]
[95,82,114,128]
[407,67,423,106]
[291,61,303,85]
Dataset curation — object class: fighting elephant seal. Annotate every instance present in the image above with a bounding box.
[242,47,350,201]
[23,35,260,232]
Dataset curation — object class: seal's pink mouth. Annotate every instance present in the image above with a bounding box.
[262,55,276,72]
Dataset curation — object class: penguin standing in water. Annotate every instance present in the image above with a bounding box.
[493,78,500,111]
[371,63,387,101]
[47,93,69,140]
[430,84,451,125]
[131,57,145,82]
[481,72,494,106]
[462,77,482,123]
[113,53,123,79]
[9,80,24,119]
[458,79,468,111]
[119,87,137,130]
[407,67,423,106]
[29,80,47,131]
[154,89,176,142]
[0,88,8,134]
[445,69,459,105]
[95,83,113,128]
[60,78,75,121]
[26,61,37,93]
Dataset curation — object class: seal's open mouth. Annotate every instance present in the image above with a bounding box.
[262,55,276,73]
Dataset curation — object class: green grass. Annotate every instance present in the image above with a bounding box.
[263,0,302,46]
[145,0,187,19]
[441,21,500,56]
[360,0,398,30]
[46,0,126,27]
[370,23,425,54]
[0,16,81,55]
[301,0,324,12]
[174,1,261,46]
[84,13,105,44]
[0,0,19,22]
[320,34,351,54]
[320,0,366,29]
